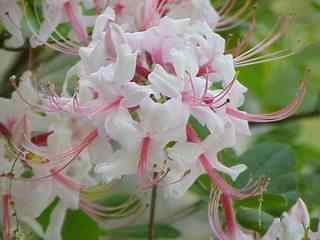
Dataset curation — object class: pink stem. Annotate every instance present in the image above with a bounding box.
[63,2,88,44]
[199,154,250,199]
[221,194,237,237]
[138,136,151,177]
[2,194,11,240]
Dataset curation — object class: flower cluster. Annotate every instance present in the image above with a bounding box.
[0,0,314,240]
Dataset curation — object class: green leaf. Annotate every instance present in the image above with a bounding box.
[190,175,211,199]
[235,193,289,217]
[235,143,297,193]
[62,209,101,240]
[236,207,274,234]
[104,224,181,239]
[188,116,210,140]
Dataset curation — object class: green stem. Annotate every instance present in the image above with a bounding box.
[148,172,158,240]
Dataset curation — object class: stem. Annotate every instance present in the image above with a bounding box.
[148,172,158,240]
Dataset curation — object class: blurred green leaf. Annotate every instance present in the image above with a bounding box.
[235,193,289,217]
[104,224,181,239]
[235,143,297,193]
[236,207,274,234]
[62,210,101,240]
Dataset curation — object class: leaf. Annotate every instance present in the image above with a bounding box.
[62,209,101,240]
[188,116,210,140]
[190,175,211,199]
[104,224,181,239]
[254,123,301,145]
[235,193,289,217]
[236,207,274,235]
[235,143,297,193]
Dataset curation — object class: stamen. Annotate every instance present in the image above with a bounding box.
[218,0,237,16]
[22,0,80,54]
[226,80,306,122]
[235,17,290,65]
[208,188,226,240]
[217,0,253,30]
[87,96,123,118]
[50,169,83,191]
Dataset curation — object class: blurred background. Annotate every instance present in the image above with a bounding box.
[0,0,320,239]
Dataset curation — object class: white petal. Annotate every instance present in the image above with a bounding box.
[95,149,137,181]
[122,82,152,108]
[165,166,202,199]
[168,48,199,78]
[261,218,281,240]
[149,65,183,98]
[191,106,225,135]
[12,180,52,218]
[88,136,113,164]
[105,108,142,152]
[168,142,203,168]
[110,24,137,84]
[208,156,247,181]
[289,198,310,227]
[210,54,236,83]
[44,203,67,240]
[139,98,188,142]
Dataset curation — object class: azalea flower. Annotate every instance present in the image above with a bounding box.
[262,198,319,240]
[97,97,188,181]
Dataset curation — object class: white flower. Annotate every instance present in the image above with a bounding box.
[262,198,312,240]
[167,126,247,198]
[97,97,188,180]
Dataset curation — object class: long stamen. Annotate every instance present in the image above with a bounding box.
[2,194,11,240]
[88,96,123,118]
[16,129,98,183]
[218,0,237,16]
[63,2,88,44]
[51,169,83,191]
[32,2,80,50]
[226,80,306,122]
[217,0,252,30]
[235,17,290,65]
[138,136,152,177]
[208,188,226,240]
